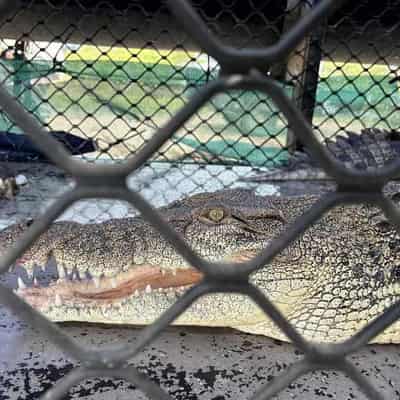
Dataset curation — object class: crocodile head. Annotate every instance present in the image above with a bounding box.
[2,189,290,328]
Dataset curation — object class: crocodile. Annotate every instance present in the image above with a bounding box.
[2,187,400,344]
[243,128,400,181]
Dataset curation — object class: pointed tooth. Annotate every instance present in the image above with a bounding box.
[134,289,140,297]
[58,266,65,280]
[93,277,100,289]
[55,294,62,307]
[172,270,177,276]
[17,277,26,290]
[145,284,152,294]
[111,278,117,289]
[33,277,38,286]
[73,270,80,281]
[161,269,166,276]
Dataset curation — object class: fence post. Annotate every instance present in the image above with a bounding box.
[282,0,326,153]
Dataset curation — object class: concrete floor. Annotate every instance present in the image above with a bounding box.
[1,312,400,400]
[0,161,398,399]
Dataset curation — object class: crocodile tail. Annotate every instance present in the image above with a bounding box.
[242,128,400,182]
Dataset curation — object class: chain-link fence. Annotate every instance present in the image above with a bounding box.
[1,0,400,398]
[1,0,399,168]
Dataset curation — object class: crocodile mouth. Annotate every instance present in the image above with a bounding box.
[13,264,204,312]
[12,251,257,314]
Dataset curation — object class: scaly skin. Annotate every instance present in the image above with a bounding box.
[243,128,400,181]
[2,188,400,344]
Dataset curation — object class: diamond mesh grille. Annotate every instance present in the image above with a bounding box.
[0,0,399,399]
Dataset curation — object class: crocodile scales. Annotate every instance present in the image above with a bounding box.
[243,128,400,181]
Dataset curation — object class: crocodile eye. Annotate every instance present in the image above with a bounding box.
[208,208,225,222]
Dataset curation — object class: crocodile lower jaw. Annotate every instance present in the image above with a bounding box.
[15,265,203,312]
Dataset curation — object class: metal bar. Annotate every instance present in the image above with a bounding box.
[250,359,313,400]
[106,282,211,365]
[41,365,173,400]
[339,360,386,400]
[338,300,400,356]
[0,285,98,365]
[285,1,327,152]
[0,187,80,274]
[246,284,312,352]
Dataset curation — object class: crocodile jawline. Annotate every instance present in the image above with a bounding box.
[17,265,203,309]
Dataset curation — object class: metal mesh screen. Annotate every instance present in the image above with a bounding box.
[0,0,293,169]
[0,1,399,171]
[0,0,400,399]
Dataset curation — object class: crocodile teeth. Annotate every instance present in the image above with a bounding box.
[172,270,177,276]
[17,277,26,290]
[134,289,140,297]
[33,277,38,286]
[93,277,100,289]
[161,269,166,276]
[71,271,79,281]
[55,294,62,307]
[145,284,152,294]
[58,266,65,280]
[111,278,117,289]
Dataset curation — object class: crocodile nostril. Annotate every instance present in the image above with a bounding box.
[389,239,400,250]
